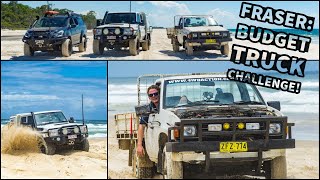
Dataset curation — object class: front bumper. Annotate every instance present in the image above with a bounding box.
[94,35,136,45]
[45,133,88,146]
[23,37,67,50]
[185,37,232,47]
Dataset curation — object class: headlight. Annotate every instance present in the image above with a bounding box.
[103,28,109,35]
[223,32,228,37]
[48,129,59,137]
[115,28,121,35]
[62,128,68,135]
[24,31,31,38]
[269,123,281,134]
[74,127,79,133]
[192,33,198,38]
[208,124,222,131]
[42,133,49,138]
[94,29,102,35]
[201,32,207,36]
[214,32,221,36]
[123,28,133,35]
[80,126,87,133]
[53,30,64,38]
[184,125,196,136]
[246,123,260,130]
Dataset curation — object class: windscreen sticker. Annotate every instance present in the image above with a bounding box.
[167,77,228,84]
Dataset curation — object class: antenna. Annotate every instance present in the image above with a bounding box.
[130,1,132,13]
[82,94,85,125]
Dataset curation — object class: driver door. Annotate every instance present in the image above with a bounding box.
[177,18,184,44]
[144,112,161,162]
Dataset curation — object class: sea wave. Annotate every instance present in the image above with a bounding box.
[108,84,137,95]
[88,133,107,138]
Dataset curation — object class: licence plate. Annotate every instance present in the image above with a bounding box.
[107,36,116,40]
[68,135,77,139]
[220,142,248,152]
[205,39,216,43]
[35,40,44,44]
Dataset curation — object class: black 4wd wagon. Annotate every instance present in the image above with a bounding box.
[22,11,87,57]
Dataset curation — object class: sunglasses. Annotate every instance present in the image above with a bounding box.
[148,92,159,97]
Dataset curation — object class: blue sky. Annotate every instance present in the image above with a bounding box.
[4,1,319,29]
[1,62,107,120]
[108,61,319,77]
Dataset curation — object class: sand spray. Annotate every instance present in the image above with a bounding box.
[1,124,42,154]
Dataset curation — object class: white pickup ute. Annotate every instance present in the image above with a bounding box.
[115,73,295,179]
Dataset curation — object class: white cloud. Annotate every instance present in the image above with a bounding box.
[206,8,237,28]
[149,1,191,15]
[1,94,60,101]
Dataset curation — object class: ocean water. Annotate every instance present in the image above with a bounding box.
[228,28,319,45]
[108,71,319,141]
[1,119,107,138]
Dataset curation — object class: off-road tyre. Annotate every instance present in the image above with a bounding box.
[132,147,154,178]
[220,43,229,56]
[162,146,183,179]
[38,138,56,155]
[78,36,87,52]
[93,39,104,55]
[74,138,89,152]
[129,37,139,56]
[264,156,287,179]
[62,39,73,57]
[24,43,34,56]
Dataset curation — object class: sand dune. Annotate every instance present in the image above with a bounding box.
[1,29,318,60]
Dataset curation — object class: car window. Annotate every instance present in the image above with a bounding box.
[21,116,27,123]
[137,14,141,23]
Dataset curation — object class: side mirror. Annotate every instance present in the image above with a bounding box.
[219,24,223,27]
[96,19,101,26]
[135,104,151,116]
[69,117,75,123]
[36,15,40,20]
[267,101,281,111]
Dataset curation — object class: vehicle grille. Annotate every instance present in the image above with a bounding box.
[168,117,288,143]
[33,31,50,39]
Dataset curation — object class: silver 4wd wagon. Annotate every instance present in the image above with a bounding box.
[167,15,232,56]
[93,11,152,56]
[115,73,295,179]
[9,110,89,155]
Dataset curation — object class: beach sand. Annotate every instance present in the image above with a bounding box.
[1,29,319,60]
[107,114,319,179]
[1,137,107,179]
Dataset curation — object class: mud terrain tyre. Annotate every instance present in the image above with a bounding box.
[39,139,56,155]
[185,42,193,56]
[93,39,104,55]
[132,147,154,178]
[118,139,130,150]
[264,156,287,179]
[220,43,229,56]
[142,40,149,51]
[62,39,73,57]
[129,37,139,56]
[163,147,183,179]
[78,37,87,52]
[75,138,89,152]
[24,43,34,56]
[173,39,180,52]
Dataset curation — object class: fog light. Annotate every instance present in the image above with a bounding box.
[123,36,127,40]
[223,123,230,130]
[62,128,68,135]
[238,122,245,129]
[57,137,61,141]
